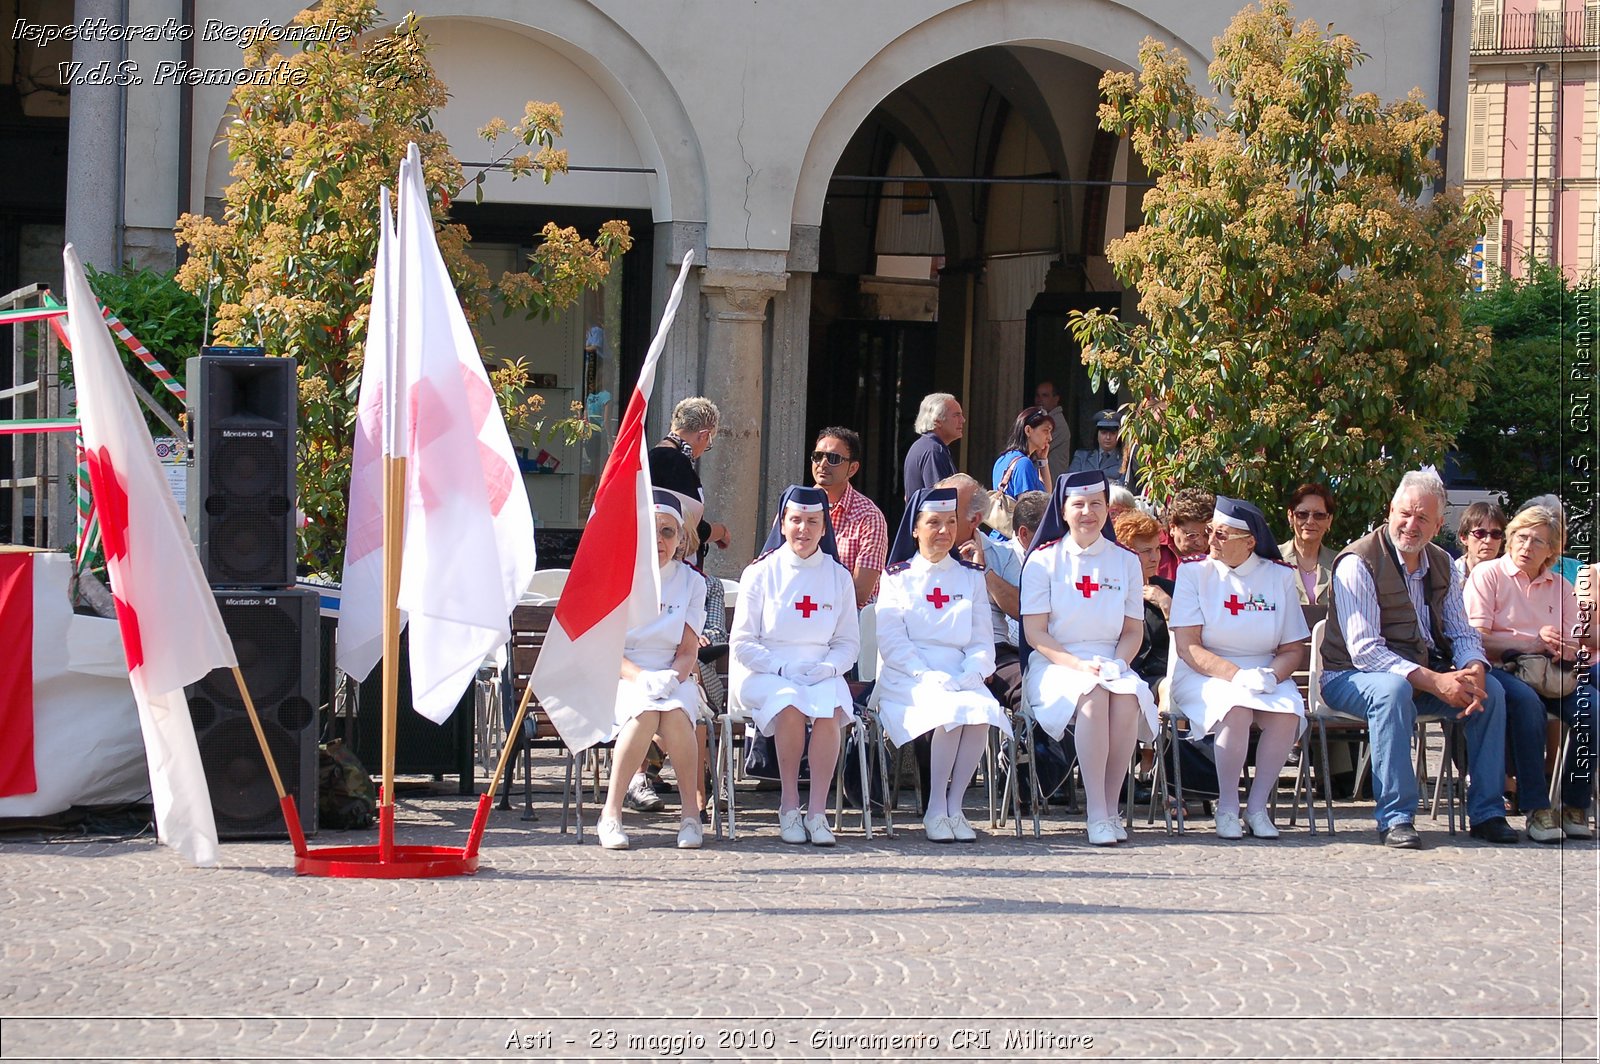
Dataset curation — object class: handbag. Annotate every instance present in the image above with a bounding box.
[982,454,1025,537]
[1506,652,1578,700]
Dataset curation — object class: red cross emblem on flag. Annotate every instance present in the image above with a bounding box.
[84,447,143,671]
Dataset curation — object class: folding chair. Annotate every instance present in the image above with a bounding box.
[1293,619,1370,834]
[501,602,587,840]
[1413,713,1460,834]
[716,696,876,841]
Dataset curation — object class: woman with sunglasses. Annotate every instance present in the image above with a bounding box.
[1169,498,1310,839]
[991,407,1054,500]
[1454,500,1507,583]
[1278,483,1338,606]
[595,491,710,851]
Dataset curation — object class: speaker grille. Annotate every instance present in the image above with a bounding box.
[186,589,319,839]
[187,356,297,588]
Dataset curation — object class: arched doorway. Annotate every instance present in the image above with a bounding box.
[805,45,1151,517]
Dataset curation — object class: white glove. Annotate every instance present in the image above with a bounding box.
[781,661,834,685]
[945,670,986,692]
[1237,668,1275,694]
[919,669,954,689]
[1097,658,1125,683]
[638,670,679,699]
[798,661,836,685]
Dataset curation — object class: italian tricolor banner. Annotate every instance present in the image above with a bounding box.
[0,550,38,798]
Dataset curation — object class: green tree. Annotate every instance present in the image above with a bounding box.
[175,0,630,570]
[1072,0,1496,545]
[1457,260,1596,511]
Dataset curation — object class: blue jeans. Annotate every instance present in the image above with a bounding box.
[1494,668,1596,812]
[1321,669,1508,830]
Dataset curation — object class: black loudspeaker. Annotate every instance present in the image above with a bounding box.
[186,588,320,839]
[350,629,477,792]
[186,351,297,587]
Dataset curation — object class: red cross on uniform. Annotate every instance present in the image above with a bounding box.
[794,595,819,618]
[1074,575,1099,599]
[926,587,950,609]
[1223,594,1246,616]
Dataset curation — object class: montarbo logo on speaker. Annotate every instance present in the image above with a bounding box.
[220,429,275,438]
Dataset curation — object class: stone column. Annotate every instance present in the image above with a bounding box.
[697,264,786,575]
[761,225,818,531]
[64,0,124,272]
[648,221,706,441]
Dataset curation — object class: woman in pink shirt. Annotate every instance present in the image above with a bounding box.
[1465,504,1596,841]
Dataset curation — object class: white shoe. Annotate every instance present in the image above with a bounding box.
[778,808,808,845]
[1245,809,1279,839]
[1215,810,1243,840]
[677,817,704,849]
[949,813,977,842]
[803,812,836,847]
[1113,818,1129,842]
[597,816,629,850]
[1086,818,1119,846]
[924,813,955,843]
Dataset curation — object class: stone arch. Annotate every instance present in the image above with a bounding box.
[792,0,1205,229]
[200,4,706,225]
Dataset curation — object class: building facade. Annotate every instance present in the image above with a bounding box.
[8,0,1470,571]
[1466,0,1600,281]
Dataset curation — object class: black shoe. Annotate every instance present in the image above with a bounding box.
[623,778,666,813]
[1469,816,1521,845]
[1379,821,1422,849]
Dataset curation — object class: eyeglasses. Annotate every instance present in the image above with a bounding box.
[810,451,849,467]
[1292,509,1331,522]
[1209,526,1252,543]
[1510,531,1550,551]
[656,526,680,539]
[1467,528,1505,542]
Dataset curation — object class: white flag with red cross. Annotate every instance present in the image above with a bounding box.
[530,253,695,751]
[63,243,235,867]
[336,186,397,686]
[379,145,535,722]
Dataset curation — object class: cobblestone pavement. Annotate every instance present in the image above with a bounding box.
[1,766,1595,1063]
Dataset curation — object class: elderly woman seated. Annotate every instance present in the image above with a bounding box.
[874,486,1011,842]
[1465,503,1596,841]
[1021,470,1156,846]
[595,491,709,851]
[729,485,861,846]
[1111,510,1172,690]
[1168,498,1310,839]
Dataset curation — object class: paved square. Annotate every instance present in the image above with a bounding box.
[2,774,1595,1062]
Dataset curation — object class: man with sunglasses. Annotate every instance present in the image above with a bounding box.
[811,427,888,607]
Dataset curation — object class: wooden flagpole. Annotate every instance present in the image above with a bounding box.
[228,666,308,857]
[464,674,540,858]
[378,452,407,863]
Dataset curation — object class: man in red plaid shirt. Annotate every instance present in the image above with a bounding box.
[809,427,888,607]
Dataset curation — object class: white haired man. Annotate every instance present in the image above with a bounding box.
[1319,469,1515,849]
[902,393,964,500]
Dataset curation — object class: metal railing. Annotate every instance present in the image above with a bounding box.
[0,284,73,549]
[1473,8,1600,54]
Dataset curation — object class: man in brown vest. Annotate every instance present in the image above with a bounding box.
[1320,470,1516,849]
